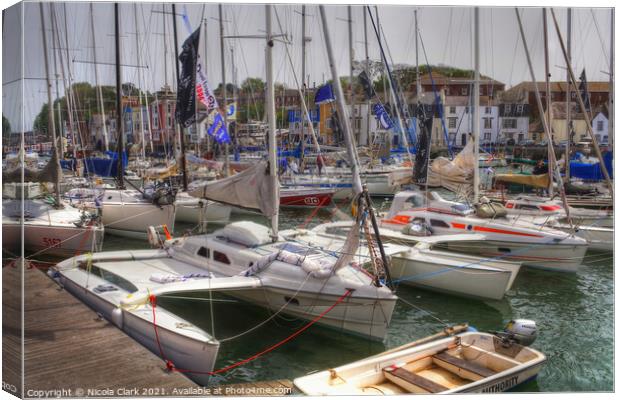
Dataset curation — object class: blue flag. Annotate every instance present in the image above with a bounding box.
[373,103,394,130]
[207,111,231,144]
[314,84,335,104]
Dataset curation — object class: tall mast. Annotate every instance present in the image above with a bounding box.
[363,7,370,146]
[300,4,306,170]
[473,7,480,203]
[162,5,168,88]
[543,8,554,196]
[51,5,64,156]
[516,8,572,223]
[114,2,124,190]
[320,6,362,195]
[134,3,146,160]
[219,4,230,176]
[40,2,61,206]
[203,17,211,155]
[348,5,356,141]
[565,8,571,182]
[415,9,421,97]
[91,3,108,152]
[549,9,613,196]
[63,3,82,157]
[265,4,278,240]
[171,3,188,192]
[609,9,614,149]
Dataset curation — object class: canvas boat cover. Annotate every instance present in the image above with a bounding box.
[494,173,550,189]
[427,140,475,196]
[187,160,278,217]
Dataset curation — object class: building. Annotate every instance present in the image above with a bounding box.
[414,72,505,99]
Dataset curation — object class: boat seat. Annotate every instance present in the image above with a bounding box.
[432,352,495,379]
[383,366,448,394]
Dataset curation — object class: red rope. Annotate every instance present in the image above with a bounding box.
[150,289,353,376]
[298,196,330,229]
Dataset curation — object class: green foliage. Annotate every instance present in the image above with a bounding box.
[3,114,11,136]
[240,77,265,94]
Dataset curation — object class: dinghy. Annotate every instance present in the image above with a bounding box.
[294,321,546,395]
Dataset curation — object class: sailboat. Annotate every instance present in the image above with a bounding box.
[50,7,397,386]
[94,3,177,239]
[2,4,104,258]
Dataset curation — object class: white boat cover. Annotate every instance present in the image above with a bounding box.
[427,140,475,196]
[187,160,278,217]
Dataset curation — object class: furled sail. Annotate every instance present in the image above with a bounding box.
[427,139,475,196]
[187,160,278,217]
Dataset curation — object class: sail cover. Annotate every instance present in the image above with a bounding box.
[427,139,475,196]
[187,160,279,217]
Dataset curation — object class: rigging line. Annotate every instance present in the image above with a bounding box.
[590,9,610,68]
[397,295,450,328]
[441,8,453,64]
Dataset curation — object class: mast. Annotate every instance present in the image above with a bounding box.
[320,6,362,194]
[348,5,356,141]
[134,3,146,160]
[203,17,211,155]
[320,5,393,290]
[40,2,61,206]
[114,2,124,190]
[609,9,614,149]
[473,7,480,203]
[565,8,571,182]
[219,4,230,176]
[363,7,370,146]
[300,4,306,170]
[516,8,572,224]
[171,3,188,192]
[549,9,613,196]
[415,9,421,97]
[63,3,82,160]
[543,8,554,196]
[51,5,64,156]
[265,4,278,240]
[91,3,108,152]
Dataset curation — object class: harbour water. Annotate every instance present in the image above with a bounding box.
[100,199,614,392]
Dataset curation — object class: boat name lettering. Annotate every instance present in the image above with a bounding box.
[43,237,62,248]
[481,376,518,393]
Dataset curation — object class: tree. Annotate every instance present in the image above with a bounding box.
[240,77,265,94]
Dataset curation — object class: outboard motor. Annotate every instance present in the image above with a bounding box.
[495,319,538,346]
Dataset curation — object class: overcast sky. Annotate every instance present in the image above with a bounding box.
[2,1,614,132]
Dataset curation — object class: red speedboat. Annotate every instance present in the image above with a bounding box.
[280,187,335,208]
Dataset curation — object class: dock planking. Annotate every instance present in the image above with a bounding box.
[2,261,293,397]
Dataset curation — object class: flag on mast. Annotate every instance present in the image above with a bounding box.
[175,27,200,127]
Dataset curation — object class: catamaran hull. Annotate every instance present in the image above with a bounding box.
[434,240,587,272]
[219,286,396,342]
[102,203,176,239]
[2,222,104,258]
[391,253,518,300]
[56,273,219,386]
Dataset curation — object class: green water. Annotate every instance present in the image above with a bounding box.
[99,203,613,392]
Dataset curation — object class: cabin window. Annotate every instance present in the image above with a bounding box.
[515,204,539,211]
[78,263,138,293]
[430,219,450,228]
[213,251,231,265]
[197,246,210,259]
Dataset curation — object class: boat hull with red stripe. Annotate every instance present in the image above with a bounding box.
[280,187,335,208]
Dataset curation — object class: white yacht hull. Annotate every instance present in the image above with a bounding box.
[102,202,176,239]
[391,250,519,300]
[2,221,104,258]
[175,200,232,225]
[55,266,219,386]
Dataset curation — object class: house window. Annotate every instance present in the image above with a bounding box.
[484,132,492,140]
[504,104,512,114]
[448,118,457,129]
[597,120,604,131]
[461,87,467,95]
[502,118,517,129]
[516,104,524,114]
[485,107,491,114]
[484,118,492,129]
[213,251,230,265]
[449,106,456,114]
[465,106,470,114]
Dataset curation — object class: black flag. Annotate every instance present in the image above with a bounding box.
[358,70,376,100]
[176,27,201,128]
[414,104,433,185]
[578,69,591,113]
